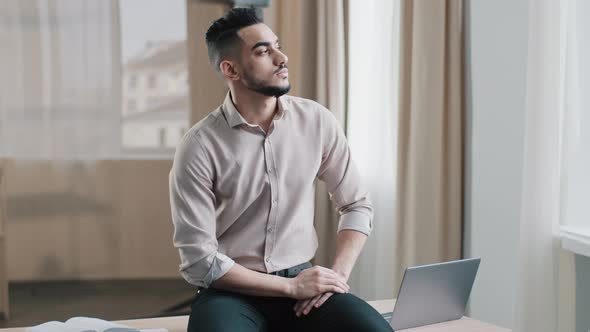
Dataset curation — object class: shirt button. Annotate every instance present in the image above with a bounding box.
[265,257,271,263]
[272,199,277,204]
[267,227,273,233]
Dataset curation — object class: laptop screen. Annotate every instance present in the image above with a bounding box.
[388,258,481,330]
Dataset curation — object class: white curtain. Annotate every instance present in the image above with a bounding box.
[346,0,400,301]
[0,0,121,160]
[560,1,590,232]
[514,0,575,331]
[311,0,346,270]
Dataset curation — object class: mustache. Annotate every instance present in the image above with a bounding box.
[274,64,288,74]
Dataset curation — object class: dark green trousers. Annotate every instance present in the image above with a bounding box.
[187,287,394,332]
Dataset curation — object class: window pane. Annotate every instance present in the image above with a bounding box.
[0,1,122,159]
[0,0,189,160]
[120,0,188,157]
[561,0,590,228]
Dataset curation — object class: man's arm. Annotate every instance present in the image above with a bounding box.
[294,105,374,316]
[294,230,367,316]
[316,104,373,280]
[211,262,350,299]
[211,241,357,300]
[330,229,368,281]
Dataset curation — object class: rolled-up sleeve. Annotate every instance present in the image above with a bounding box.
[169,133,234,288]
[316,106,374,236]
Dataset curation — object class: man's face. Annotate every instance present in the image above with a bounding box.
[235,23,290,97]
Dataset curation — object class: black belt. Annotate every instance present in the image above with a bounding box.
[196,262,313,294]
[268,262,312,278]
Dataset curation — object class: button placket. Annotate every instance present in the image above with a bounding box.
[263,136,278,269]
[267,139,280,261]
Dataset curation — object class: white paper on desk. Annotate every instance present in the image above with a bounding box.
[25,321,95,332]
[25,317,168,332]
[68,317,168,332]
[66,317,136,331]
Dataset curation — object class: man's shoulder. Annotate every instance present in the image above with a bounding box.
[283,95,330,119]
[284,95,324,110]
[184,107,224,141]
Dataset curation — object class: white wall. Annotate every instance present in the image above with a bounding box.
[463,0,529,329]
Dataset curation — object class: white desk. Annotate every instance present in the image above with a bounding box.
[372,300,510,332]
[0,299,511,332]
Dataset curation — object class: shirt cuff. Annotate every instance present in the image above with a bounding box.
[337,210,373,236]
[203,252,235,288]
[181,252,235,288]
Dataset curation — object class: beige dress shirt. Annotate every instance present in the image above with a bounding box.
[169,92,373,288]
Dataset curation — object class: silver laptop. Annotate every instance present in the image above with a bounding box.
[386,258,481,330]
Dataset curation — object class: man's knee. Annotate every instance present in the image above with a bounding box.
[187,289,267,332]
[304,293,394,332]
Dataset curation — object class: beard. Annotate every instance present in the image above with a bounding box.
[242,71,291,97]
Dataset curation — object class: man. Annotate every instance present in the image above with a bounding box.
[169,7,393,332]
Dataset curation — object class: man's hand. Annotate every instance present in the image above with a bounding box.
[294,292,334,317]
[293,269,348,317]
[292,230,367,317]
[287,266,349,300]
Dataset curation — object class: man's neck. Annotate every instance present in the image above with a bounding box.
[229,87,277,129]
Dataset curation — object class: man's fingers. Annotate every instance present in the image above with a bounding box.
[303,296,320,315]
[322,284,347,294]
[295,298,312,317]
[330,279,350,292]
[315,292,333,308]
[298,292,334,316]
[320,276,349,292]
[294,299,307,313]
[337,279,350,291]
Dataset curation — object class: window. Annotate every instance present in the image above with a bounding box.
[0,0,188,160]
[0,1,122,159]
[119,0,188,157]
[561,0,590,229]
[560,0,590,255]
[147,75,157,90]
[126,99,137,113]
[128,75,138,90]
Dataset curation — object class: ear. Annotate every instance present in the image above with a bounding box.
[220,60,241,81]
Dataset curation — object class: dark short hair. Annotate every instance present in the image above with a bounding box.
[205,7,264,72]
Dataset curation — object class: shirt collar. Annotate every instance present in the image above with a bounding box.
[222,91,289,128]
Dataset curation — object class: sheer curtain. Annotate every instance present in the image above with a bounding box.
[346,0,400,301]
[559,0,590,330]
[0,1,121,159]
[514,0,562,330]
[560,0,590,233]
[514,0,575,331]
